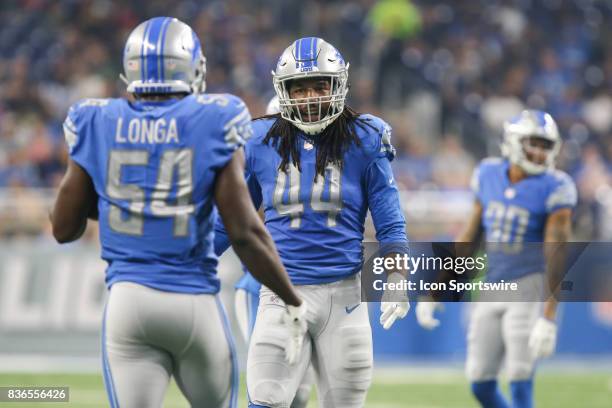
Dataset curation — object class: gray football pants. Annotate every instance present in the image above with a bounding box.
[466,274,544,382]
[102,282,238,408]
[247,274,373,408]
[235,288,314,408]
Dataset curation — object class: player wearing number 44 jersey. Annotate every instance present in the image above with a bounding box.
[50,17,304,408]
[416,110,577,408]
[215,37,409,408]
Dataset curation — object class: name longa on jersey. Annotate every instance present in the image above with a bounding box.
[114,117,180,144]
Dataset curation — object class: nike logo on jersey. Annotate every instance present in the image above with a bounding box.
[345,304,360,314]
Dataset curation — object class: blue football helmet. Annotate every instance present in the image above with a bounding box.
[122,17,206,94]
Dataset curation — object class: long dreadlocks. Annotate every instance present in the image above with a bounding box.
[259,106,377,179]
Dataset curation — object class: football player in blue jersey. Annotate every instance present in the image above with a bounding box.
[416,110,576,408]
[215,37,410,408]
[50,17,305,408]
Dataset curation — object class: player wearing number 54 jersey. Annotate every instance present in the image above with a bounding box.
[50,17,304,408]
[215,37,409,408]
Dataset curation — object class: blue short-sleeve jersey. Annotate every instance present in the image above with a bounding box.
[472,158,577,281]
[63,94,252,293]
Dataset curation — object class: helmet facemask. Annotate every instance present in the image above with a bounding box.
[273,71,348,135]
[272,37,349,135]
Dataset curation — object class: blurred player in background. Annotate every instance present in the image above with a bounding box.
[50,17,305,408]
[215,37,409,407]
[417,110,576,408]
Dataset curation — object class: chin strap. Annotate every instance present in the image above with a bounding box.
[119,73,129,86]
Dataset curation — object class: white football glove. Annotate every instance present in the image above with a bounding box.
[283,302,308,365]
[380,272,410,330]
[528,317,557,359]
[415,301,443,330]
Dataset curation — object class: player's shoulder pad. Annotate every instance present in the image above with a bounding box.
[478,157,505,170]
[192,93,246,115]
[63,98,113,152]
[250,117,277,143]
[194,93,253,147]
[66,98,113,121]
[191,93,248,119]
[355,113,396,161]
[544,168,577,210]
[476,157,506,177]
[471,157,505,194]
[546,168,574,186]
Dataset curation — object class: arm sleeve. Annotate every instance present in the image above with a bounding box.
[546,176,577,213]
[210,95,253,172]
[63,103,91,171]
[365,156,409,255]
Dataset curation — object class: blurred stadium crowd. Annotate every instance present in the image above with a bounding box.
[0,0,611,239]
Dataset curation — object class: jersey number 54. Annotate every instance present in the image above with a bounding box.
[106,149,194,237]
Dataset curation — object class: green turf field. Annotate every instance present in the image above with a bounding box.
[0,371,610,407]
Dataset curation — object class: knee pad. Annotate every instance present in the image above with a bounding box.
[248,329,291,408]
[319,326,373,407]
[248,315,305,408]
[249,380,290,408]
[338,326,373,390]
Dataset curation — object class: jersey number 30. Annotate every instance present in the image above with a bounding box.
[107,149,194,236]
[485,200,529,250]
[273,163,342,228]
